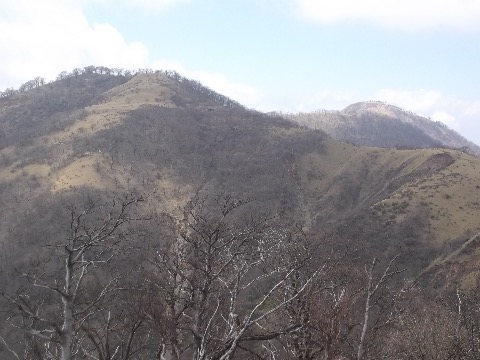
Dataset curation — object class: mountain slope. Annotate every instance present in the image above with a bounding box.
[286,101,480,155]
[1,72,480,289]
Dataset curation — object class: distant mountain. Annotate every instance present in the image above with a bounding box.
[285,101,480,155]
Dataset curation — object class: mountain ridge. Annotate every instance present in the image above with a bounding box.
[284,100,480,155]
[1,71,479,286]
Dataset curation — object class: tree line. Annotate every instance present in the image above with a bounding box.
[0,67,242,110]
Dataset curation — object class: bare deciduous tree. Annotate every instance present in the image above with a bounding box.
[146,196,321,360]
[357,255,405,360]
[1,195,145,360]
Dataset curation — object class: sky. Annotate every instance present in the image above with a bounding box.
[1,0,480,145]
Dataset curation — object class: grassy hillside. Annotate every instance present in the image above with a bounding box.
[1,72,480,286]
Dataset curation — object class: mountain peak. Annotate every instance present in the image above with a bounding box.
[99,73,178,109]
[342,101,401,118]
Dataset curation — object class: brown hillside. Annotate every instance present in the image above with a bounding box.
[1,71,480,289]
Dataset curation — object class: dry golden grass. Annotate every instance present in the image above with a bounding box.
[394,151,480,246]
[299,140,434,195]
[0,163,51,181]
[299,139,480,247]
[0,74,183,183]
[101,73,177,108]
[0,145,16,156]
[43,74,179,145]
[52,153,110,191]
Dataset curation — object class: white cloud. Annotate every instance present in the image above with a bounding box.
[0,0,150,89]
[293,0,480,31]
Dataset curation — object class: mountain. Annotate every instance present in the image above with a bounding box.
[2,69,480,358]
[1,70,480,282]
[285,100,480,155]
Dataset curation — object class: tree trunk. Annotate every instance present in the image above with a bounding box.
[61,256,74,360]
[61,297,74,360]
[357,292,370,360]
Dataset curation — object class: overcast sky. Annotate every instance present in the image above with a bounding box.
[1,0,480,145]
